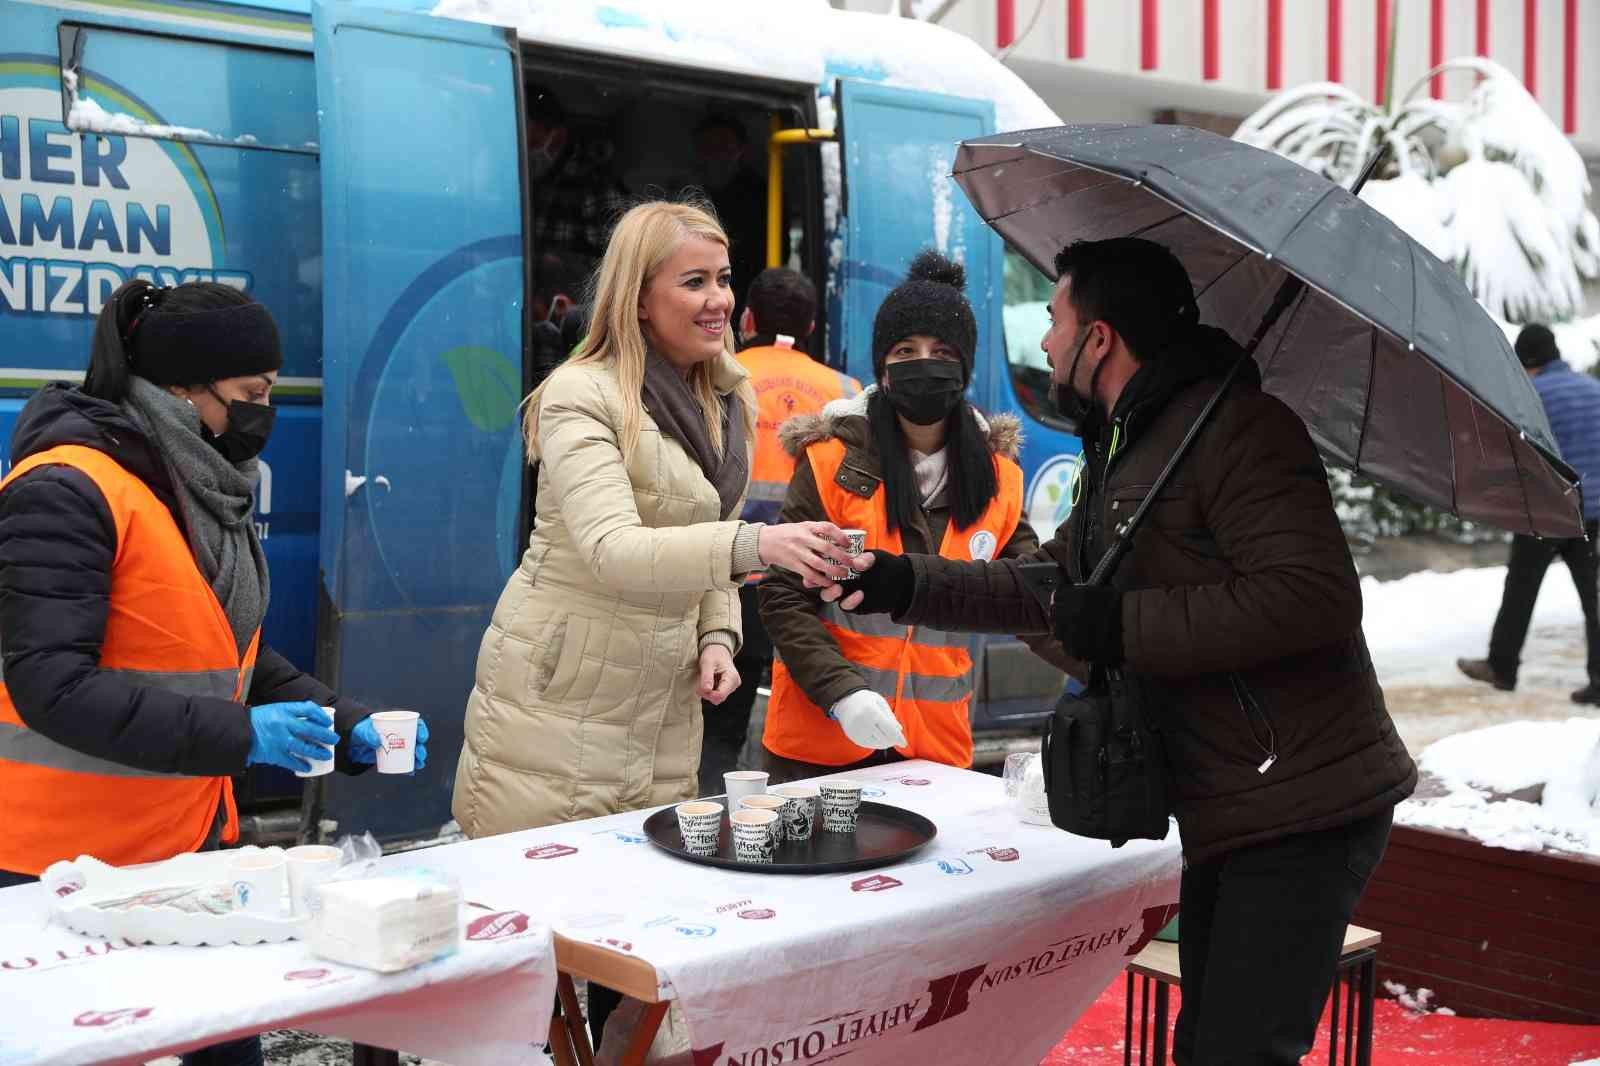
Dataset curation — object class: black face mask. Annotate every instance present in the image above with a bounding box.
[204,386,276,462]
[884,358,965,426]
[1052,326,1104,432]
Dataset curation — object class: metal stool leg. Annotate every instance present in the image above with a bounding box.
[1139,976,1150,1066]
[1327,967,1341,1066]
[1152,981,1169,1066]
[1124,972,1136,1066]
[1343,968,1357,1066]
[1357,956,1377,1066]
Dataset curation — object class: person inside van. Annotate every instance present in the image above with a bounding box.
[527,86,631,319]
[693,112,765,321]
[758,251,1063,783]
[0,280,430,1066]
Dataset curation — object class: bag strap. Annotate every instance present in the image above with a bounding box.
[1085,273,1308,589]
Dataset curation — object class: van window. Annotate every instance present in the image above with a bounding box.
[1003,249,1069,430]
[59,25,317,152]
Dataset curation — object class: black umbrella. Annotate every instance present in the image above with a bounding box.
[953,123,1582,538]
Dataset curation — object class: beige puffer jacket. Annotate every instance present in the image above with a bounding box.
[453,353,755,838]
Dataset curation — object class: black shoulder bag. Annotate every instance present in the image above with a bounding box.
[1037,276,1307,847]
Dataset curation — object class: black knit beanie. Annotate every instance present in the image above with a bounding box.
[871,249,978,383]
[1514,324,1559,369]
[129,299,283,387]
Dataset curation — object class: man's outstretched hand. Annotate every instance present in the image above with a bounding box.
[819,550,913,615]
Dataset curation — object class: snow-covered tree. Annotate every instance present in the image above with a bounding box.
[1235,58,1599,328]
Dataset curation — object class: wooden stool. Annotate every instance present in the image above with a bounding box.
[1122,924,1381,1066]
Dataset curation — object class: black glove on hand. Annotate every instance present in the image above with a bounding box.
[1052,583,1125,666]
[837,550,913,616]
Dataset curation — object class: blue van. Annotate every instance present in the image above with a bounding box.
[0,0,1082,839]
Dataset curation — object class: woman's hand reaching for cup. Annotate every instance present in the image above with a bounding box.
[758,521,865,588]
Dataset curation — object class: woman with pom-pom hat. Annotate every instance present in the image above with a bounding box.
[757,250,1067,782]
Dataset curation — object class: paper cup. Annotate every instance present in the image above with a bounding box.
[723,770,769,807]
[293,707,337,777]
[285,844,343,916]
[819,779,864,833]
[676,801,724,856]
[771,784,819,842]
[731,809,778,864]
[228,850,286,916]
[739,795,788,846]
[841,528,868,578]
[372,711,419,774]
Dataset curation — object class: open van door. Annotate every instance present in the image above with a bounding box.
[832,80,1062,746]
[832,79,1002,398]
[312,1,527,838]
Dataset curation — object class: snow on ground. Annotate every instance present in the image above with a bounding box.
[1362,565,1600,857]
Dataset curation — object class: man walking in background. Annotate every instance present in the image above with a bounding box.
[697,269,861,794]
[1459,325,1600,704]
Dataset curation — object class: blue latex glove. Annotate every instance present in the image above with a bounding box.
[350,715,429,771]
[247,701,339,773]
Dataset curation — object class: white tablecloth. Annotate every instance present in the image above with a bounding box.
[0,845,557,1066]
[473,760,1183,1066]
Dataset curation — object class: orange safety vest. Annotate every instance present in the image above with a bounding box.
[737,343,861,526]
[764,436,1023,768]
[0,445,259,875]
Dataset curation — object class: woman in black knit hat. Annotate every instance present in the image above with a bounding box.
[757,251,1066,782]
[0,280,430,1066]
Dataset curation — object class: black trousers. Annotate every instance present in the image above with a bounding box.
[698,583,772,796]
[1488,522,1600,686]
[1172,808,1393,1066]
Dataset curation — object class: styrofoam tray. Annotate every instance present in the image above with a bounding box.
[42,847,309,947]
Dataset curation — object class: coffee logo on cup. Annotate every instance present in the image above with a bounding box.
[466,910,531,941]
[524,843,578,860]
[74,1007,153,1029]
[850,875,902,893]
[231,881,252,906]
[737,908,777,920]
[381,731,407,752]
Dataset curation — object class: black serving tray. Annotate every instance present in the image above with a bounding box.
[642,798,937,874]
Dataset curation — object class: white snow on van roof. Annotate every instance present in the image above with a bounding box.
[429,0,1060,134]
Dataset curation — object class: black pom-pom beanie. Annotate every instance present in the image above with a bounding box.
[871,249,978,383]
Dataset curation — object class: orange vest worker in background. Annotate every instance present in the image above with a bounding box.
[697,268,861,794]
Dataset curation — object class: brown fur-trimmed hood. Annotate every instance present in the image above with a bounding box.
[778,385,1022,460]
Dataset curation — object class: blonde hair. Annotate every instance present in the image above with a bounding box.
[524,200,753,461]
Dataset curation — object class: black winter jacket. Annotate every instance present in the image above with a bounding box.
[0,384,367,778]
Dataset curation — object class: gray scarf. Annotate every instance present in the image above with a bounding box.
[123,377,269,655]
[640,350,748,520]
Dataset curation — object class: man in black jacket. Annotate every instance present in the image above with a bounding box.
[828,239,1415,1065]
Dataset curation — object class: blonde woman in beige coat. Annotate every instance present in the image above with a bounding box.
[454,202,856,842]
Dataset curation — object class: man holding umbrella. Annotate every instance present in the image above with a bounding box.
[830,237,1417,1065]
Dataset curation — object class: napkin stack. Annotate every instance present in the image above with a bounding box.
[309,876,460,972]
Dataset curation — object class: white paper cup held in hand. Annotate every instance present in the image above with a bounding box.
[371,710,420,774]
[841,528,868,578]
[293,706,337,777]
[676,801,724,856]
[771,784,819,842]
[739,795,788,846]
[731,809,778,864]
[286,844,343,916]
[229,850,287,916]
[722,770,769,806]
[819,779,864,833]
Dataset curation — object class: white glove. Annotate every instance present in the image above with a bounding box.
[830,690,908,750]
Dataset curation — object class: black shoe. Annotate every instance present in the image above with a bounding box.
[1571,683,1600,705]
[1457,658,1514,691]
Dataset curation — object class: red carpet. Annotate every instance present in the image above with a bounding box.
[1044,980,1600,1064]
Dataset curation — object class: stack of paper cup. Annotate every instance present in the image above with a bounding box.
[371,711,420,774]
